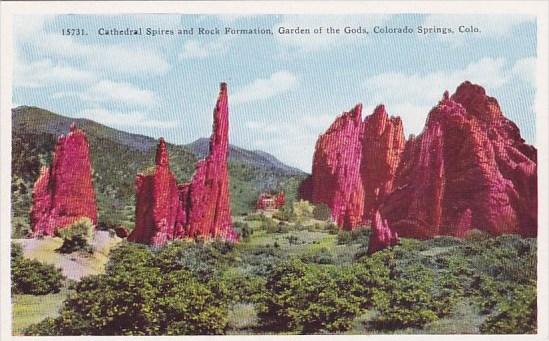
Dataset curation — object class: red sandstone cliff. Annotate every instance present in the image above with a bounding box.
[301,104,405,229]
[361,105,405,217]
[31,123,97,236]
[381,82,537,238]
[306,104,366,229]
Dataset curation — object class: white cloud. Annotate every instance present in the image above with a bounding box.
[422,15,534,47]
[511,57,536,86]
[15,17,170,78]
[361,57,535,136]
[14,59,96,88]
[274,15,392,52]
[179,37,233,59]
[77,108,176,129]
[53,80,157,108]
[231,71,298,104]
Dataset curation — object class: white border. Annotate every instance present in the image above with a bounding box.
[1,1,547,341]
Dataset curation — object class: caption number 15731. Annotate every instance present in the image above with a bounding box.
[62,28,87,36]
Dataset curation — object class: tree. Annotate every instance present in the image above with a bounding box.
[11,242,65,295]
[25,242,231,335]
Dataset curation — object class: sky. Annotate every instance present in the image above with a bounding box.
[13,14,536,172]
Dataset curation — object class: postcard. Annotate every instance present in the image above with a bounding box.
[1,1,548,340]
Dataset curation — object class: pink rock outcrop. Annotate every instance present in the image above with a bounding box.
[367,210,399,254]
[179,83,237,241]
[305,104,366,229]
[128,138,181,246]
[381,82,537,238]
[361,105,405,216]
[128,83,238,246]
[31,123,97,236]
[300,104,405,229]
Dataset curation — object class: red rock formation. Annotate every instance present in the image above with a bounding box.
[361,105,405,217]
[256,192,285,210]
[31,123,97,236]
[301,104,405,229]
[128,83,238,246]
[381,82,537,238]
[306,104,366,229]
[128,138,181,246]
[367,210,399,254]
[180,83,238,241]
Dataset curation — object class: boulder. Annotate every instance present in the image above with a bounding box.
[367,210,399,254]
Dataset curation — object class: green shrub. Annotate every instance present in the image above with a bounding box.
[337,228,370,245]
[479,284,536,334]
[223,272,266,304]
[25,242,231,335]
[257,259,359,333]
[11,243,65,295]
[312,203,331,221]
[299,247,335,264]
[55,218,95,254]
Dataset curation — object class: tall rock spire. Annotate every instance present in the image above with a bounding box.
[128,138,180,246]
[31,123,97,236]
[129,83,237,246]
[183,83,237,240]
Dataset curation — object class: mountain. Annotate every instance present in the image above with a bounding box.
[186,138,304,176]
[11,106,305,237]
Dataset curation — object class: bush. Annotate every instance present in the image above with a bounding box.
[265,220,289,234]
[55,218,95,254]
[337,228,370,245]
[11,243,65,295]
[479,284,536,334]
[234,222,253,241]
[292,200,314,222]
[312,203,331,221]
[257,259,359,333]
[299,247,335,264]
[25,242,231,335]
[272,205,295,222]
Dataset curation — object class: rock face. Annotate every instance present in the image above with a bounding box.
[301,104,405,229]
[381,82,537,238]
[361,105,406,217]
[367,210,399,254]
[180,83,237,241]
[31,123,97,236]
[128,83,238,246]
[305,104,366,229]
[128,138,181,246]
[256,192,285,210]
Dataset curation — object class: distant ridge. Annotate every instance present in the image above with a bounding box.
[186,137,305,176]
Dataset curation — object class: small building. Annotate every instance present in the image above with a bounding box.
[256,192,285,211]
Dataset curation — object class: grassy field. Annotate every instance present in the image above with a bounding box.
[12,288,69,335]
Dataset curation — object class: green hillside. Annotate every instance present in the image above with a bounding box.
[11,106,306,237]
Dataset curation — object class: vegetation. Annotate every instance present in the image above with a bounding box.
[24,242,234,335]
[55,218,95,254]
[11,243,65,295]
[20,227,537,335]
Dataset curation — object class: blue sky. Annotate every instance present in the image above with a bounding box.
[13,14,536,172]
